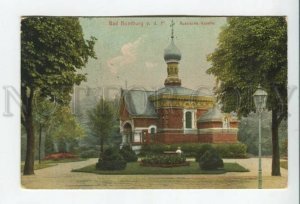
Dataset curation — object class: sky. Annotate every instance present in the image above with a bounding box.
[79,17,227,94]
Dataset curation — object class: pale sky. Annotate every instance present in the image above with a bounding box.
[79,17,227,93]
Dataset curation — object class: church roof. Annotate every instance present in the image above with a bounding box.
[198,106,224,122]
[123,89,157,117]
[153,86,210,96]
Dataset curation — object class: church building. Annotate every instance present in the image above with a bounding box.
[119,22,239,152]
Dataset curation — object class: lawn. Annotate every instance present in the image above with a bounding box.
[21,158,87,172]
[72,162,249,175]
[21,163,57,172]
[280,160,288,169]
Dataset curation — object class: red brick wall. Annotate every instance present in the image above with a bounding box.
[230,121,239,128]
[133,118,157,127]
[157,108,183,129]
[198,121,223,129]
[156,133,199,143]
[212,133,237,143]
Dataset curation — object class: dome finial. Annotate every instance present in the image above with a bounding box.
[170,19,175,40]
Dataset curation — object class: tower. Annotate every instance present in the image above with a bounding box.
[163,20,182,87]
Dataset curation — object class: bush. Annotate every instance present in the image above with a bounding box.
[80,149,99,158]
[199,149,224,170]
[96,147,126,170]
[120,145,138,162]
[195,144,214,162]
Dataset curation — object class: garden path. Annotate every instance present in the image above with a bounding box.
[21,158,287,189]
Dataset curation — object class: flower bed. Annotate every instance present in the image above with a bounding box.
[44,152,78,160]
[140,161,190,168]
[140,154,188,168]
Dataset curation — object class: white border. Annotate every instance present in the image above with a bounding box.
[0,0,298,204]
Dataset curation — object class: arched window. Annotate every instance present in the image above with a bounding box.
[185,111,192,128]
[150,127,155,142]
[223,117,230,128]
[150,127,155,134]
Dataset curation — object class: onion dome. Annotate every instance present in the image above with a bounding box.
[198,105,224,122]
[164,39,182,62]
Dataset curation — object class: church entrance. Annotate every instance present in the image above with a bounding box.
[123,123,133,144]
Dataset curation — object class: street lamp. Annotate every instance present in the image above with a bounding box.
[253,84,268,189]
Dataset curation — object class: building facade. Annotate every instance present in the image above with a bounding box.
[119,24,239,151]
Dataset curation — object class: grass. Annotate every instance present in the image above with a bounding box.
[21,163,57,172]
[280,160,288,169]
[21,158,87,172]
[72,162,249,175]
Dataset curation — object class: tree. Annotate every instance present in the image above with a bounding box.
[21,17,96,175]
[87,99,115,155]
[50,106,85,152]
[32,94,57,164]
[207,17,287,176]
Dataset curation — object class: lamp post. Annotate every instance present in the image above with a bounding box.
[253,85,268,189]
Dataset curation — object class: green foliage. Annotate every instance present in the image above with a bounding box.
[21,17,96,105]
[21,17,96,174]
[214,143,248,158]
[120,145,138,162]
[281,138,288,157]
[141,154,186,166]
[80,149,99,158]
[140,144,170,155]
[141,143,247,159]
[51,106,85,141]
[199,149,224,170]
[195,144,214,162]
[87,99,115,153]
[207,17,287,117]
[96,147,126,170]
[207,17,287,176]
[238,112,287,156]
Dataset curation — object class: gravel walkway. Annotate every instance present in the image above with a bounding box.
[21,158,287,189]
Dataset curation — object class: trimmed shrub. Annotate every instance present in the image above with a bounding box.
[195,144,214,162]
[199,149,224,170]
[120,145,138,162]
[141,143,248,159]
[96,147,126,170]
[141,144,170,155]
[213,143,247,158]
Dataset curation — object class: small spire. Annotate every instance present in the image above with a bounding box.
[170,19,175,40]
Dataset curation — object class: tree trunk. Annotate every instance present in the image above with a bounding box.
[38,123,42,164]
[23,90,35,175]
[271,108,281,176]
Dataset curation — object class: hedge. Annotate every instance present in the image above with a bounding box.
[140,143,247,159]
